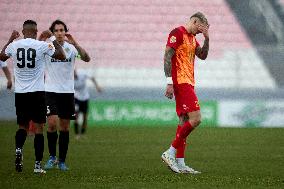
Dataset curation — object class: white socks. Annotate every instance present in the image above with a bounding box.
[166,146,186,166]
[176,158,185,166]
[167,146,177,156]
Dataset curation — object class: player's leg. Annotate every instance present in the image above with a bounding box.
[171,85,201,174]
[45,115,59,169]
[57,93,75,171]
[172,111,201,149]
[58,118,70,171]
[161,113,195,174]
[161,85,182,173]
[174,111,201,174]
[162,84,201,173]
[45,92,59,169]
[73,98,80,136]
[33,123,46,174]
[14,93,29,172]
[81,113,88,134]
[176,115,188,166]
[81,100,89,135]
[32,92,47,174]
[15,123,29,172]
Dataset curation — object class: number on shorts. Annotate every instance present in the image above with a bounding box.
[195,101,200,108]
[47,106,50,114]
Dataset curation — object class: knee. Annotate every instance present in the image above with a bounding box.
[60,126,69,132]
[190,117,202,128]
[60,119,70,132]
[35,124,44,134]
[47,118,57,132]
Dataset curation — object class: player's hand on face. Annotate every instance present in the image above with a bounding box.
[6,80,12,90]
[65,34,77,45]
[165,84,174,99]
[10,30,20,41]
[197,24,209,39]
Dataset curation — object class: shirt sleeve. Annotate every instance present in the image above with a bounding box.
[70,44,79,59]
[5,43,14,57]
[41,42,55,57]
[166,28,183,50]
[0,61,7,68]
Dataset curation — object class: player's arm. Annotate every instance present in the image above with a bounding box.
[51,40,66,60]
[0,30,20,61]
[91,77,102,93]
[2,66,12,89]
[65,34,90,62]
[164,47,175,99]
[164,47,175,78]
[195,24,209,60]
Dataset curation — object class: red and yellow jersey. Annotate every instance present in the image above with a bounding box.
[166,26,200,86]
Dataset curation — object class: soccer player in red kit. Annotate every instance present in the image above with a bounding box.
[161,12,209,174]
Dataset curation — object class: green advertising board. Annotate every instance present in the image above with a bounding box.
[88,100,217,127]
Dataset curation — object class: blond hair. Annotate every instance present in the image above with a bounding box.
[190,12,208,24]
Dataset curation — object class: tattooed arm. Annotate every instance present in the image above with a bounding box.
[164,47,175,99]
[195,38,209,60]
[195,23,209,60]
[164,47,175,77]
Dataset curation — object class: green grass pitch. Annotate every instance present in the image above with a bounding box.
[0,121,283,188]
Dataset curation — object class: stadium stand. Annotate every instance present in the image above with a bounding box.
[227,0,284,88]
[0,0,276,89]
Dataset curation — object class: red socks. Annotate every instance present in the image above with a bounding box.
[172,121,194,149]
[175,125,186,158]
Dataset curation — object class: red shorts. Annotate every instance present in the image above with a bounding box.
[174,83,200,116]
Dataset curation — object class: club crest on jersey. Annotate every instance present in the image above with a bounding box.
[48,43,53,49]
[170,36,176,43]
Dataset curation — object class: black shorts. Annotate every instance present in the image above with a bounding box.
[15,91,46,125]
[75,98,89,114]
[46,92,75,120]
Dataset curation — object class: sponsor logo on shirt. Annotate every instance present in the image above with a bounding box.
[170,36,176,43]
[51,57,72,62]
[48,43,54,49]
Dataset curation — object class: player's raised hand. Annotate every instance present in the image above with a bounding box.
[9,30,20,41]
[65,34,78,46]
[198,24,209,39]
[38,30,53,41]
[165,84,174,99]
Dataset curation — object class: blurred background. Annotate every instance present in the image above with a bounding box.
[0,0,284,127]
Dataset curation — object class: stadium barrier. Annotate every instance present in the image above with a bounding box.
[88,100,284,127]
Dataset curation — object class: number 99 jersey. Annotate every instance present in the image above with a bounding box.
[5,38,55,93]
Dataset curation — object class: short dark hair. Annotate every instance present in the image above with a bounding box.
[49,19,68,33]
[190,12,208,24]
[23,20,37,27]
